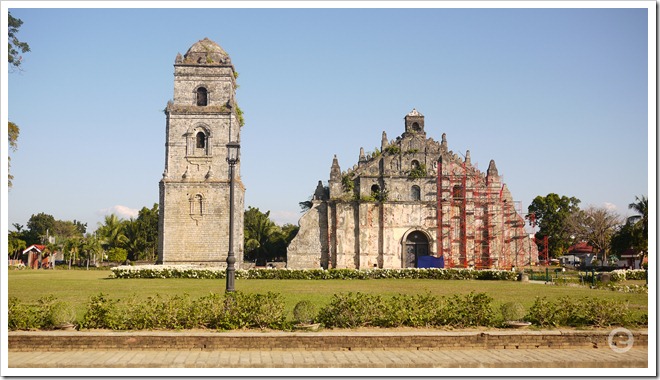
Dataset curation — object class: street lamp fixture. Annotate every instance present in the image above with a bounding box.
[226,141,240,292]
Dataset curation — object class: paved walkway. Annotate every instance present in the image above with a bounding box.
[8,347,648,369]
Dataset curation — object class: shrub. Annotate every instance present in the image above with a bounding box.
[8,296,78,330]
[500,302,526,322]
[435,292,495,327]
[50,301,76,327]
[317,292,385,328]
[526,296,644,328]
[526,296,565,327]
[220,291,287,330]
[81,293,121,329]
[379,293,441,327]
[293,300,317,324]
[8,297,40,330]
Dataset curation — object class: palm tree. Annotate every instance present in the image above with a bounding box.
[244,207,281,265]
[627,195,648,268]
[63,237,81,269]
[82,235,103,269]
[97,214,129,251]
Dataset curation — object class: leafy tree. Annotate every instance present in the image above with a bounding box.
[106,247,128,264]
[119,204,158,262]
[8,121,19,188]
[8,12,30,69]
[135,204,159,261]
[526,193,581,259]
[567,206,621,264]
[611,195,648,268]
[52,220,84,241]
[610,222,637,261]
[26,212,56,245]
[8,12,30,186]
[281,223,300,243]
[243,207,299,265]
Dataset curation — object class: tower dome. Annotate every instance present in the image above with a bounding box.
[180,37,231,65]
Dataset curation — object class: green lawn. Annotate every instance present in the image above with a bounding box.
[8,268,648,321]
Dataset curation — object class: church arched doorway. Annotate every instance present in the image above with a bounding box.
[405,231,429,268]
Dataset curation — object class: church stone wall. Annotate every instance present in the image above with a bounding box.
[287,109,538,270]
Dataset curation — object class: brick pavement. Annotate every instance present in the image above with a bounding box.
[7,347,648,368]
[5,329,653,373]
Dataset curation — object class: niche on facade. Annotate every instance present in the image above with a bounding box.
[411,185,421,201]
[189,193,206,225]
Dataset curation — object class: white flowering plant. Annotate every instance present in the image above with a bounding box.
[111,265,519,281]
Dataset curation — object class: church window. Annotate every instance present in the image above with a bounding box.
[196,132,206,149]
[411,160,420,170]
[196,87,208,106]
[371,184,380,195]
[411,185,421,201]
[412,122,421,132]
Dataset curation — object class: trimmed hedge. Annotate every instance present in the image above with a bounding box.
[110,266,519,281]
[8,291,647,331]
[526,296,646,328]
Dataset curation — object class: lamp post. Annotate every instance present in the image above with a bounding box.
[528,233,534,268]
[226,141,240,292]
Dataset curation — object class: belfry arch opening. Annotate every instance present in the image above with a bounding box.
[196,131,206,149]
[196,87,208,106]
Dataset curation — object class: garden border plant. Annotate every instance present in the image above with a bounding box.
[8,291,647,331]
[110,266,519,281]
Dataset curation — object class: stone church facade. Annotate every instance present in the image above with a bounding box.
[158,38,244,266]
[287,109,538,270]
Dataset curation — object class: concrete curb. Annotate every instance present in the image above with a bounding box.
[9,329,648,352]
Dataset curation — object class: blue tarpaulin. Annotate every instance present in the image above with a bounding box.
[417,255,444,268]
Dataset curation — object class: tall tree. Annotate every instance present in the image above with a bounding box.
[135,204,159,261]
[26,212,56,245]
[8,231,26,261]
[244,207,279,265]
[81,234,103,269]
[567,206,621,264]
[627,195,648,267]
[526,193,581,259]
[8,121,19,188]
[8,12,30,69]
[8,12,30,187]
[96,214,128,251]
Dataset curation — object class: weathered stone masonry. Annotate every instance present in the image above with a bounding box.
[158,38,244,266]
[288,109,538,269]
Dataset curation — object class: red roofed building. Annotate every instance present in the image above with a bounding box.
[22,244,51,269]
[559,242,597,267]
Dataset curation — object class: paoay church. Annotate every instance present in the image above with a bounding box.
[287,109,539,270]
[156,38,537,270]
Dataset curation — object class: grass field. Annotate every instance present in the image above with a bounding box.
[7,268,648,321]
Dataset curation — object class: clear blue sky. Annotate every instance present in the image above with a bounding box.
[4,2,653,234]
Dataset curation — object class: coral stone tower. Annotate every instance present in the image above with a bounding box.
[158,38,244,266]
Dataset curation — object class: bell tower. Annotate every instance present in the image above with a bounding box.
[158,38,244,266]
